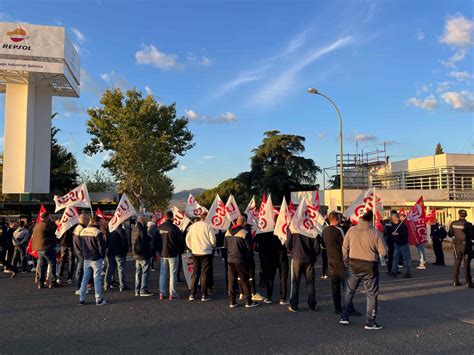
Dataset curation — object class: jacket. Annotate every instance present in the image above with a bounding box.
[286,233,318,263]
[185,220,216,255]
[78,225,105,261]
[449,219,473,252]
[342,219,387,265]
[224,226,253,264]
[13,227,29,247]
[322,225,345,278]
[156,220,185,258]
[106,227,129,257]
[60,228,74,248]
[255,232,280,260]
[132,222,152,260]
[72,223,87,258]
[32,221,57,251]
[392,221,409,246]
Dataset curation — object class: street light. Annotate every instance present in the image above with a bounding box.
[307,88,344,212]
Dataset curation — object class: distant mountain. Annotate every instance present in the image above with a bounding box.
[170,188,206,209]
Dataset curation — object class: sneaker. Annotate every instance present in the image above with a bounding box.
[229,302,239,308]
[453,282,462,287]
[416,264,426,270]
[37,283,46,289]
[279,300,289,305]
[135,292,140,296]
[49,282,62,288]
[75,290,81,295]
[96,298,109,306]
[403,273,412,279]
[263,298,272,304]
[79,301,86,306]
[3,269,12,273]
[288,306,298,313]
[245,302,259,308]
[251,293,265,301]
[140,291,154,297]
[364,323,382,330]
[10,272,16,279]
[169,294,180,300]
[239,293,244,300]
[320,275,329,280]
[66,279,73,284]
[188,295,195,301]
[159,293,165,300]
[339,319,350,325]
[201,296,212,302]
[120,286,129,292]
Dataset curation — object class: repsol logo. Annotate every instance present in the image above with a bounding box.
[2,43,31,50]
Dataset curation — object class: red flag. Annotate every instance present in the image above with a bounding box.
[289,201,296,218]
[27,238,38,259]
[96,208,105,220]
[273,207,280,217]
[424,208,437,225]
[405,197,427,245]
[398,208,406,216]
[313,191,320,212]
[375,210,384,233]
[36,204,46,224]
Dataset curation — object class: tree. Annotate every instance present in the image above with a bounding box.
[198,131,320,207]
[80,170,117,193]
[435,143,444,155]
[84,88,194,211]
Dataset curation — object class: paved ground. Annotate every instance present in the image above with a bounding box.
[0,246,473,354]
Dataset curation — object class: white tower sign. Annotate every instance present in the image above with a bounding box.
[0,22,80,193]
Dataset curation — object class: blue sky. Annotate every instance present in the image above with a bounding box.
[0,0,473,192]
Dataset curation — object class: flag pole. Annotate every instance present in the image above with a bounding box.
[373,186,376,227]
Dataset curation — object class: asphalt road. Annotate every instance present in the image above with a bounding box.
[0,247,473,354]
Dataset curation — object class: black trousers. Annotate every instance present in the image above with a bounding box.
[12,246,27,273]
[290,259,316,310]
[331,275,343,311]
[191,254,212,297]
[386,239,394,273]
[453,245,472,285]
[321,249,328,276]
[433,240,445,265]
[58,247,75,279]
[247,254,257,295]
[228,262,252,305]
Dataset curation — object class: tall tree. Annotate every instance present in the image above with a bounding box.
[80,170,117,193]
[84,88,194,210]
[435,143,444,155]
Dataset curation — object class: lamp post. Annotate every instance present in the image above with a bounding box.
[307,88,344,212]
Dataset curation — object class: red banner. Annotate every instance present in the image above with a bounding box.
[406,196,427,245]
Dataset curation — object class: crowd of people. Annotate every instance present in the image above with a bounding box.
[0,207,472,331]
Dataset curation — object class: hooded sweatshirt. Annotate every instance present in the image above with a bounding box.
[224,225,253,264]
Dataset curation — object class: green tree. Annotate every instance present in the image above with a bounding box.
[80,170,117,193]
[198,131,320,207]
[84,87,194,210]
[435,143,444,155]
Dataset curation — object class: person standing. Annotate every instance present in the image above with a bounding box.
[32,212,60,289]
[132,216,153,296]
[383,211,398,274]
[157,211,185,300]
[286,231,318,312]
[225,215,259,308]
[147,219,159,272]
[104,223,129,292]
[388,212,412,278]
[185,212,216,302]
[77,217,108,305]
[11,221,29,278]
[58,227,76,283]
[73,214,90,295]
[339,210,387,330]
[431,222,447,266]
[449,210,473,288]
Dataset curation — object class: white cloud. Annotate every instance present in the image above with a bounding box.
[135,44,180,70]
[407,95,438,110]
[317,132,326,140]
[442,91,474,111]
[99,71,128,89]
[179,165,188,172]
[449,71,472,81]
[353,133,377,141]
[188,54,213,67]
[185,109,238,124]
[145,85,153,95]
[71,28,86,44]
[100,73,110,82]
[417,29,425,40]
[436,81,452,93]
[440,14,473,47]
[442,49,467,68]
[203,155,216,160]
[416,84,430,95]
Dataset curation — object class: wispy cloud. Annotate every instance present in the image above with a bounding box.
[71,28,86,44]
[450,71,472,81]
[203,155,216,160]
[135,44,182,70]
[185,109,238,124]
[417,29,425,40]
[317,132,326,140]
[188,54,213,67]
[442,91,474,112]
[145,85,153,95]
[179,165,188,172]
[100,70,128,90]
[353,133,377,142]
[407,95,438,111]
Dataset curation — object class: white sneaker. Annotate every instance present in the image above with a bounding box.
[252,293,265,301]
[279,300,289,305]
[416,264,426,270]
[239,293,243,300]
[263,298,272,304]
[339,319,350,325]
[75,290,80,295]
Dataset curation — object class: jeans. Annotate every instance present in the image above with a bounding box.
[106,255,127,289]
[160,257,178,296]
[12,246,27,273]
[289,259,316,310]
[416,244,426,264]
[135,259,151,294]
[342,260,379,326]
[38,248,57,284]
[58,247,75,279]
[391,244,411,274]
[80,259,103,302]
[190,254,212,298]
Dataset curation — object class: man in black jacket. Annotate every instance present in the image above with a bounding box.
[388,212,411,278]
[105,223,129,292]
[225,215,259,308]
[73,214,90,295]
[58,227,76,283]
[78,217,108,305]
[286,231,318,312]
[431,222,447,266]
[157,211,185,300]
[132,215,153,296]
[449,210,473,288]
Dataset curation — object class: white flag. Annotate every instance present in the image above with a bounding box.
[289,198,324,238]
[172,206,191,231]
[257,194,275,234]
[185,193,208,218]
[109,194,137,233]
[244,196,259,228]
[225,194,241,222]
[274,197,291,244]
[55,206,79,239]
[205,194,231,231]
[344,187,383,223]
[54,183,91,212]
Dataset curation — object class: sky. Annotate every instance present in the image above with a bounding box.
[0,0,473,192]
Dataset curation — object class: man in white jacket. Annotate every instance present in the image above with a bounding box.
[186,212,216,302]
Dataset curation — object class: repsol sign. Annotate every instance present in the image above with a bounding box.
[2,43,32,51]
